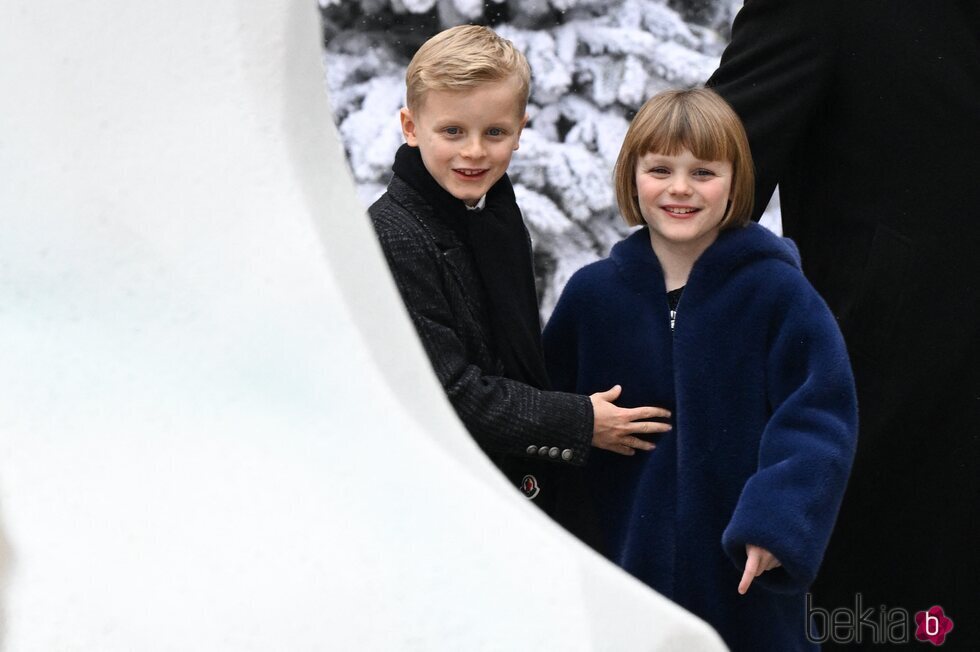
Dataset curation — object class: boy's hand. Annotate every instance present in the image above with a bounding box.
[590,385,671,456]
[738,544,782,594]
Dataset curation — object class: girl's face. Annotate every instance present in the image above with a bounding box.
[635,148,733,258]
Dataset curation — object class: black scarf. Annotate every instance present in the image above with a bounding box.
[391,144,551,390]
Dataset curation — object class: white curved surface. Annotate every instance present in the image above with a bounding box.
[0,2,726,650]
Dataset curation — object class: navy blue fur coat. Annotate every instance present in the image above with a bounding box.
[543,223,858,651]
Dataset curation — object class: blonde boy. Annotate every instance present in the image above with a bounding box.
[369,25,670,532]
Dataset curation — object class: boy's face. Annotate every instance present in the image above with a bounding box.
[400,77,528,206]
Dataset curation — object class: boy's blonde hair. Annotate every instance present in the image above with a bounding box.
[405,25,531,115]
[614,88,755,229]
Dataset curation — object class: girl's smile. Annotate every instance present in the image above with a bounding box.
[635,148,733,260]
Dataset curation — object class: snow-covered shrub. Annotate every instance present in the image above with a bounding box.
[321,0,752,320]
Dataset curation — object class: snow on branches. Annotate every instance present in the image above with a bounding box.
[322,0,733,319]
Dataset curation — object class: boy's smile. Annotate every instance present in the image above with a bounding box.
[400,77,528,206]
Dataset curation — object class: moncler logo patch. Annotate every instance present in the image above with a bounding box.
[521,474,540,500]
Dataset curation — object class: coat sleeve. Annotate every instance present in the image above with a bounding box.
[372,207,594,465]
[721,277,858,593]
[706,0,837,220]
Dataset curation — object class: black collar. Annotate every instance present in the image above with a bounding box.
[391,144,551,389]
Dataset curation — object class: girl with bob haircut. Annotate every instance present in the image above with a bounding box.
[543,88,858,651]
[614,88,754,230]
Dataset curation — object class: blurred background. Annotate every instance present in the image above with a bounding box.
[320,0,780,319]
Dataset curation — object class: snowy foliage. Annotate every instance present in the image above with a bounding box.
[321,0,779,320]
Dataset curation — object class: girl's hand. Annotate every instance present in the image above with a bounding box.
[738,544,781,595]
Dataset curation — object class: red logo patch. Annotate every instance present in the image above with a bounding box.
[521,474,540,499]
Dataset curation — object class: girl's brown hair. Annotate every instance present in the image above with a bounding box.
[614,88,755,228]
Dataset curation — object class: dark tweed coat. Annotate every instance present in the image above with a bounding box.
[543,224,858,651]
[369,174,595,516]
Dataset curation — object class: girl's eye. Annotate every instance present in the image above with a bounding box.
[650,167,670,175]
[444,127,460,136]
[694,168,716,177]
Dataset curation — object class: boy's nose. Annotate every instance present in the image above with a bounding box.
[461,137,486,159]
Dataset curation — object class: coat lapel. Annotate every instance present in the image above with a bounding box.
[389,177,492,338]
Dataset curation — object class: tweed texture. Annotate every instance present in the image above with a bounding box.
[369,175,593,465]
[544,223,858,651]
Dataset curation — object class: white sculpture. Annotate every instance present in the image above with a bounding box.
[0,2,726,649]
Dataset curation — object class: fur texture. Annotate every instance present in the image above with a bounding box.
[543,223,857,650]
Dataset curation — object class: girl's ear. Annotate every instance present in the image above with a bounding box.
[399,107,419,146]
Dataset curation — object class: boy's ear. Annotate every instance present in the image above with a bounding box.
[399,107,419,146]
[514,112,529,151]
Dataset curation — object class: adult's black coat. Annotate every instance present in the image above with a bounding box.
[708,1,979,647]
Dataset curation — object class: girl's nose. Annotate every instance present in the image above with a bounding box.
[669,176,692,195]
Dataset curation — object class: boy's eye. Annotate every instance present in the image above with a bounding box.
[487,127,504,136]
[444,127,460,135]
